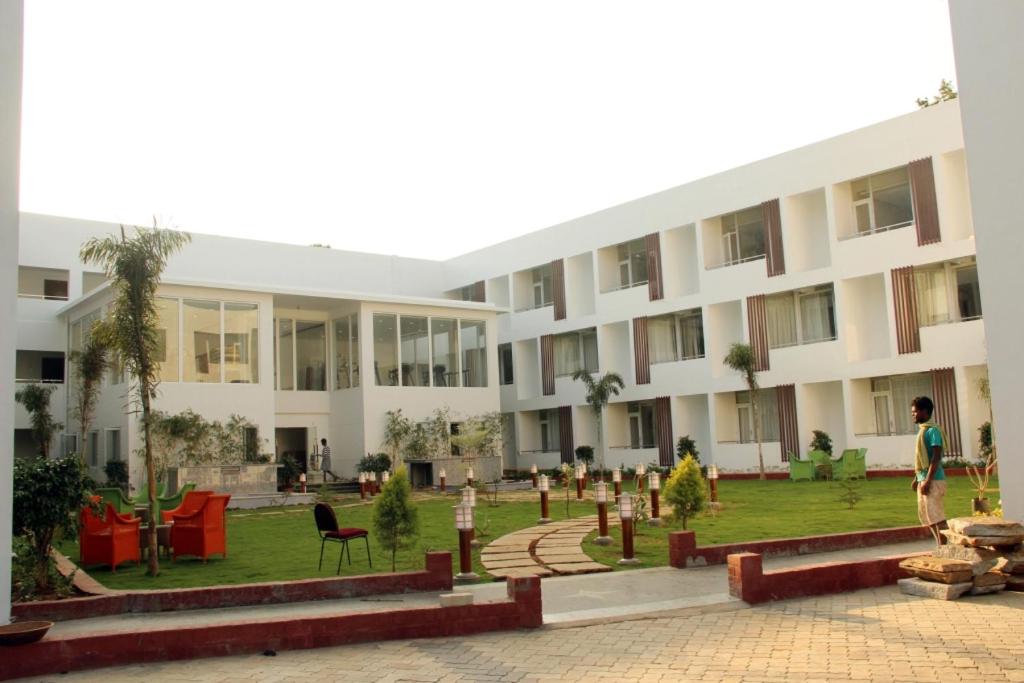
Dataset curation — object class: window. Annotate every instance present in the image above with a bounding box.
[648,309,705,363]
[431,318,459,387]
[871,373,933,435]
[915,261,983,326]
[400,316,430,386]
[461,320,487,387]
[628,401,656,449]
[155,297,180,382]
[852,167,913,234]
[721,207,765,265]
[553,328,598,376]
[765,285,836,349]
[617,238,648,289]
[244,427,259,461]
[539,409,560,452]
[184,299,221,383]
[373,314,398,386]
[531,265,553,309]
[295,321,327,391]
[498,343,514,385]
[736,390,780,443]
[17,266,70,300]
[15,350,65,383]
[88,431,99,467]
[62,434,78,458]
[277,318,294,390]
[333,315,360,390]
[224,303,259,384]
[106,429,121,462]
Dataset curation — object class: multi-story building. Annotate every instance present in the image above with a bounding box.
[14,100,987,486]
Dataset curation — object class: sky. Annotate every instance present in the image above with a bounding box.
[18,1,957,260]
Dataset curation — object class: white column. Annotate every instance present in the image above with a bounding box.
[0,0,25,626]
[949,0,1024,519]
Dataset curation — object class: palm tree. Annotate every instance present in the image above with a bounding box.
[70,319,110,467]
[571,370,625,480]
[81,225,190,576]
[724,343,765,480]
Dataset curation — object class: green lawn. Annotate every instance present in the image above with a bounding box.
[56,476,993,590]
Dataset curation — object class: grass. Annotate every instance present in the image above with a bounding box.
[53,476,995,590]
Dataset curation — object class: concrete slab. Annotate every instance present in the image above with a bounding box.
[549,563,612,575]
[482,558,542,569]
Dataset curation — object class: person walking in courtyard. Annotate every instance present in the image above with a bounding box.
[911,396,948,547]
[321,438,338,482]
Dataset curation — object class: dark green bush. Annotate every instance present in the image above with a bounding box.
[104,459,129,490]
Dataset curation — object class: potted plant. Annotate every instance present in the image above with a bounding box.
[279,454,301,491]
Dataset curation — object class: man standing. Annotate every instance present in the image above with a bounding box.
[911,396,948,546]
[320,438,338,482]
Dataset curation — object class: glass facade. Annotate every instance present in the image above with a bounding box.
[461,320,487,387]
[432,318,459,387]
[184,299,221,383]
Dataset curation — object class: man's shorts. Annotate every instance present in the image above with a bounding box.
[917,479,947,526]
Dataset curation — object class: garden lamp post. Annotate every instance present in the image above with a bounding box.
[466,466,475,488]
[594,481,612,545]
[538,474,552,524]
[530,463,538,489]
[358,472,367,500]
[461,485,478,546]
[370,472,378,496]
[612,468,622,501]
[648,471,661,526]
[575,463,585,501]
[382,470,390,486]
[618,493,640,565]
[299,472,307,494]
[454,503,478,582]
[636,463,646,494]
[439,467,447,493]
[709,464,720,504]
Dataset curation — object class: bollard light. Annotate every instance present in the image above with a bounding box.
[618,492,640,565]
[594,481,612,545]
[575,463,585,500]
[461,485,477,508]
[636,463,646,494]
[358,472,367,500]
[455,502,474,530]
[648,471,660,490]
[539,474,549,492]
[538,474,551,524]
[454,503,478,582]
[466,467,475,487]
[619,492,633,520]
[299,472,307,494]
[612,467,622,501]
[439,467,447,493]
[382,470,390,484]
[595,481,608,504]
[648,471,662,526]
[530,463,538,489]
[708,464,720,504]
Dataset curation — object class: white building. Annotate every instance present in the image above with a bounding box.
[14,100,990,486]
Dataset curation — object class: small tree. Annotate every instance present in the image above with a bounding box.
[12,454,92,593]
[382,409,411,467]
[724,343,765,480]
[15,383,63,459]
[675,435,700,465]
[663,454,707,530]
[808,430,833,456]
[575,445,594,472]
[70,319,110,465]
[969,375,997,504]
[372,466,419,571]
[572,370,625,479]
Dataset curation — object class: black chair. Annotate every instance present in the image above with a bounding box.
[314,503,371,573]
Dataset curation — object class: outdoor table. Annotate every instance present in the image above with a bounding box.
[138,523,172,559]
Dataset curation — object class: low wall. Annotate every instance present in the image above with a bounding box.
[668,527,931,568]
[167,463,280,495]
[413,455,502,486]
[726,551,921,604]
[1,575,542,681]
[13,552,453,623]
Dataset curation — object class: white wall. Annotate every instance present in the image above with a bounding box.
[0,0,23,626]
[950,0,1024,519]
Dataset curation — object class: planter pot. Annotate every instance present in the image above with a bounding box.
[972,497,992,514]
[0,621,53,646]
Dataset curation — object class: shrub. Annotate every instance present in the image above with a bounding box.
[278,454,301,487]
[15,383,63,459]
[104,459,129,490]
[575,445,594,469]
[808,430,833,456]
[11,536,75,602]
[836,478,863,510]
[675,435,700,464]
[372,466,419,571]
[978,421,993,460]
[663,454,708,530]
[358,452,392,474]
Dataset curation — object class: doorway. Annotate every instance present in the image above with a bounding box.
[275,427,308,472]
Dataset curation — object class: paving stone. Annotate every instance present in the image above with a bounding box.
[534,553,590,564]
[947,516,1024,538]
[548,562,612,575]
[933,544,1002,575]
[487,567,552,579]
[898,577,972,600]
[481,558,542,569]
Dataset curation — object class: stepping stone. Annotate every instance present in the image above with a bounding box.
[548,562,612,575]
[898,577,972,600]
[537,555,591,565]
[488,567,553,579]
[483,558,543,569]
[481,550,532,560]
[487,538,533,547]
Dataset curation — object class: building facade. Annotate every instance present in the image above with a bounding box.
[14,100,987,485]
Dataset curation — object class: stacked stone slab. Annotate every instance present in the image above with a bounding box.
[899,516,1024,600]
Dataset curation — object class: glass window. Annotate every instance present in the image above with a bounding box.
[581,329,598,373]
[460,320,487,387]
[554,333,582,376]
[915,268,950,326]
[647,315,677,364]
[531,265,553,308]
[888,373,934,435]
[277,319,294,390]
[721,207,765,264]
[431,318,459,387]
[295,321,326,391]
[374,314,398,386]
[628,401,656,449]
[400,316,430,387]
[106,429,121,462]
[766,286,835,348]
[184,299,221,383]
[799,287,836,343]
[539,409,560,452]
[679,310,705,360]
[736,390,780,442]
[155,297,179,382]
[852,167,912,234]
[956,265,982,320]
[224,303,258,384]
[351,317,360,388]
[766,294,797,349]
[617,239,648,288]
[334,317,351,390]
[499,343,513,385]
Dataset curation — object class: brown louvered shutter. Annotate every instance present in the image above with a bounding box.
[645,233,664,301]
[655,396,673,467]
[633,316,650,385]
[776,384,798,463]
[472,280,486,303]
[746,294,770,372]
[540,335,555,396]
[909,157,941,246]
[559,405,575,464]
[891,266,921,354]
[931,367,963,458]
[762,199,786,277]
[551,259,566,321]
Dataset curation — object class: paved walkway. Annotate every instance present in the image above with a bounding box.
[480,516,617,580]
[19,584,1024,682]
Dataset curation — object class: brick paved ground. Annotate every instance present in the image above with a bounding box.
[18,587,1024,682]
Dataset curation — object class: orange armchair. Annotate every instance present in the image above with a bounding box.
[171,493,231,562]
[161,490,213,524]
[79,501,141,571]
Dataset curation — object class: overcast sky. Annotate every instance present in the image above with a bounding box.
[19,1,956,260]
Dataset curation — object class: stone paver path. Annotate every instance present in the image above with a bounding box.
[25,587,1024,682]
[480,516,617,580]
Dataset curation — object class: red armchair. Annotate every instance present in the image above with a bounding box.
[79,500,141,571]
[161,490,213,524]
[171,493,231,562]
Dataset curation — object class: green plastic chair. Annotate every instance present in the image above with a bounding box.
[807,450,832,480]
[95,487,136,515]
[132,479,168,506]
[157,482,197,514]
[788,453,814,481]
[836,448,867,480]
